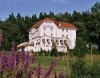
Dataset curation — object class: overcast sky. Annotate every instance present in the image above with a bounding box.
[0,0,99,20]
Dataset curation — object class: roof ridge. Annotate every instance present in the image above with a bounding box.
[29,17,77,31]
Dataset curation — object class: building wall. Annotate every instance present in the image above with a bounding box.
[39,21,58,37]
[28,21,76,52]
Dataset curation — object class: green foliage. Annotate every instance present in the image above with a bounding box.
[57,52,66,57]
[70,59,86,78]
[50,47,58,57]
[73,22,87,40]
[89,61,100,78]
[73,37,87,57]
[70,60,100,78]
[38,50,50,56]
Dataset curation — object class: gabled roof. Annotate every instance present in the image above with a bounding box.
[55,21,77,29]
[29,17,76,31]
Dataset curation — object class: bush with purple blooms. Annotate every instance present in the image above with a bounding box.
[0,41,65,78]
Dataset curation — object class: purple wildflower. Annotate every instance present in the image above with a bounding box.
[15,52,20,65]
[32,53,35,63]
[26,52,29,58]
[28,70,33,78]
[1,50,8,69]
[0,70,3,78]
[22,52,25,64]
[36,64,41,78]
[44,61,56,78]
[0,34,3,46]
[23,52,29,70]
[8,52,15,70]
[58,73,64,78]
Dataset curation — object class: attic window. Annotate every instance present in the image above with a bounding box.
[46,21,48,23]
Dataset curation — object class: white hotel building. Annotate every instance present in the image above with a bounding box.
[19,17,76,52]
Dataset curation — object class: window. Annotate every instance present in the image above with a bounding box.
[44,33,46,36]
[62,35,64,37]
[60,40,61,43]
[42,38,45,44]
[60,40,63,43]
[56,39,58,43]
[66,29,68,32]
[64,40,67,43]
[62,29,64,32]
[47,39,50,44]
[44,27,46,30]
[66,35,68,38]
[51,34,53,37]
[51,39,54,42]
[51,28,53,31]
[47,39,49,42]
[56,39,59,45]
[42,38,45,42]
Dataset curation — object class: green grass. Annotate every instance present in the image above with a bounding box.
[31,54,100,72]
[33,56,67,71]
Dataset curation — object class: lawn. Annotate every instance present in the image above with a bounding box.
[29,55,67,77]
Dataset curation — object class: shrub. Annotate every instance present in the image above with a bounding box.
[70,59,100,78]
[50,47,58,57]
[57,52,66,57]
[73,37,87,57]
[70,59,86,78]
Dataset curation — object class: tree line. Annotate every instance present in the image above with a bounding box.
[0,2,100,52]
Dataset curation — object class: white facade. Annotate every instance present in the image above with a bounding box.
[25,18,76,52]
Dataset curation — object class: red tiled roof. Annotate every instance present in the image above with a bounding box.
[29,17,76,30]
[55,21,77,29]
